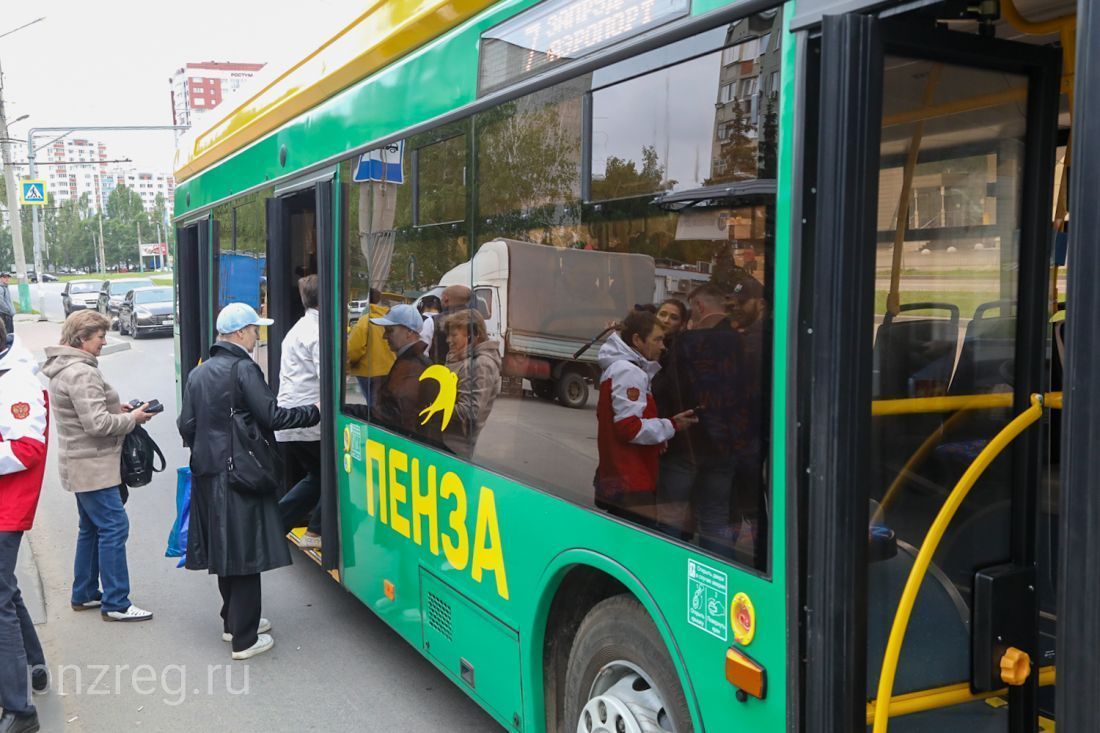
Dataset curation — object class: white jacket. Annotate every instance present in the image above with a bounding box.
[276,309,321,442]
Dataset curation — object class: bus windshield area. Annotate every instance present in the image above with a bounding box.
[339,9,783,571]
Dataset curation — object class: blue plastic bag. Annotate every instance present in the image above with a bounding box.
[166,467,191,567]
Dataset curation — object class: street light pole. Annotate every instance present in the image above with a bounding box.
[26,123,187,319]
[0,55,31,311]
[0,16,45,313]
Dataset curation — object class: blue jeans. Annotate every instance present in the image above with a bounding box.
[73,487,131,613]
[278,441,321,535]
[0,531,43,717]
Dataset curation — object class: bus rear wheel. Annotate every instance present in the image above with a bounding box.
[565,595,693,733]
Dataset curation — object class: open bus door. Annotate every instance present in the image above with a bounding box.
[267,178,340,573]
[803,9,1062,733]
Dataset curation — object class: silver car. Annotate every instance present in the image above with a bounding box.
[62,280,106,315]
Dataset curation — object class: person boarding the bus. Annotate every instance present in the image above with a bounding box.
[594,310,697,519]
[0,319,49,733]
[276,276,324,550]
[177,303,320,660]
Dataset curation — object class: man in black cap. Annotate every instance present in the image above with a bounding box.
[0,273,14,335]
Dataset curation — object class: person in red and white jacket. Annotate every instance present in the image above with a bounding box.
[0,319,49,732]
[595,310,697,515]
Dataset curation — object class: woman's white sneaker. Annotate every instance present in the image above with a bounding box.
[231,633,274,660]
[102,605,153,622]
[222,618,271,641]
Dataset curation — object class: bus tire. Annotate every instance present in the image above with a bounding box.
[564,594,693,733]
[556,370,589,409]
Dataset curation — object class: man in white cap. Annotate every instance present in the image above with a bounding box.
[177,302,320,660]
[370,304,439,441]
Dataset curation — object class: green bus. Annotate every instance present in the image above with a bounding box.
[171,0,1100,729]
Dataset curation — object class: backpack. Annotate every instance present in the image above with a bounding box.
[120,425,167,488]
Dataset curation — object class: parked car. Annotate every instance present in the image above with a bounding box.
[347,299,369,325]
[97,277,155,329]
[62,279,107,316]
[118,286,175,338]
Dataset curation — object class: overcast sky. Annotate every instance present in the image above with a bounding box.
[1,1,362,175]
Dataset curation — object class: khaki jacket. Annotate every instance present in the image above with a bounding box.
[41,346,135,492]
[443,340,502,458]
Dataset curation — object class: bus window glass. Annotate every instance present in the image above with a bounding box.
[866,57,1028,696]
[460,11,781,570]
[590,19,781,202]
[341,126,470,446]
[212,190,272,377]
[416,133,466,226]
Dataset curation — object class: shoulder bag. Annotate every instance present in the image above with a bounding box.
[226,359,283,495]
[120,425,166,488]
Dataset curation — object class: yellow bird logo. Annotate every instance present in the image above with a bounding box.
[419,364,458,431]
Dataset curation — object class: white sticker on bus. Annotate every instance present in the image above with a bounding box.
[687,559,729,641]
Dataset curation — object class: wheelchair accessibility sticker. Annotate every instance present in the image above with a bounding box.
[687,559,728,641]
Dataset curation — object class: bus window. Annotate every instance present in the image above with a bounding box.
[464,9,781,571]
[340,122,470,445]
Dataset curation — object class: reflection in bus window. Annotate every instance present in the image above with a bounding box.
[335,11,780,569]
[340,123,469,449]
[462,10,781,570]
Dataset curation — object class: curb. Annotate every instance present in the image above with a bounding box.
[15,533,47,625]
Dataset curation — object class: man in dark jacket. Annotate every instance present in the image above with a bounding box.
[177,303,319,660]
[370,304,443,445]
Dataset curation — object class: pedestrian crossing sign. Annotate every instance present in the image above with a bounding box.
[20,180,46,206]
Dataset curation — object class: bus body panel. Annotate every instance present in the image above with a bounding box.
[336,421,788,731]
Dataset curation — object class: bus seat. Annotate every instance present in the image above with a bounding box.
[948,301,1016,396]
[872,302,960,399]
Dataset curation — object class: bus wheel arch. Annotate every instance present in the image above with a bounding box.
[536,557,698,733]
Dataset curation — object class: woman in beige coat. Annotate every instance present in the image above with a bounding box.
[442,310,502,459]
[41,311,157,622]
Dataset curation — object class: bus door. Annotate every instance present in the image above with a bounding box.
[175,217,213,392]
[806,12,1061,733]
[267,178,340,571]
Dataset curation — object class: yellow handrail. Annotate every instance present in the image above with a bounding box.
[871,394,1047,733]
[866,666,1056,723]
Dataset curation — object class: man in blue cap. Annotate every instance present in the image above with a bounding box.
[177,302,320,660]
[370,304,440,443]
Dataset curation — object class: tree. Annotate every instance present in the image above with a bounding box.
[707,102,758,185]
[592,145,674,201]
